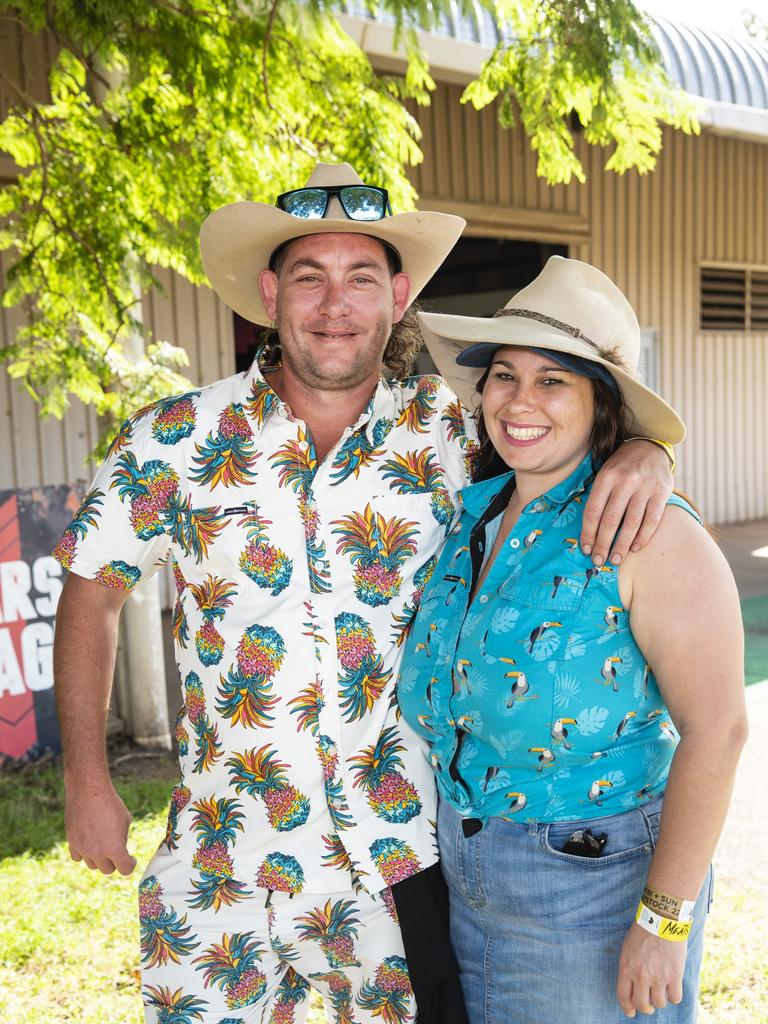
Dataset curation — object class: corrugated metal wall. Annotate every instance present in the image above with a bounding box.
[410,85,768,523]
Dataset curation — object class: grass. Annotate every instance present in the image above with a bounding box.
[742,593,768,686]
[1,761,764,1024]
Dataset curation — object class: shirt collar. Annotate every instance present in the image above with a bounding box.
[239,352,397,444]
[458,452,596,520]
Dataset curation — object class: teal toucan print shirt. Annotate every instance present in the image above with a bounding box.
[398,454,697,824]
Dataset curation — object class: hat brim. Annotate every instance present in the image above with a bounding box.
[200,203,465,326]
[418,309,686,444]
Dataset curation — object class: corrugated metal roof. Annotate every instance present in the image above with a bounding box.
[653,18,768,108]
[343,3,768,111]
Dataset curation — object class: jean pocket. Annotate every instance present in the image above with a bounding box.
[542,805,656,866]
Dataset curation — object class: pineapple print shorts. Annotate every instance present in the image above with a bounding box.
[139,845,416,1024]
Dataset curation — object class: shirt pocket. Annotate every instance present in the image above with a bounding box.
[481,573,584,665]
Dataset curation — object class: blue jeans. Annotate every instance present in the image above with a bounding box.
[438,797,712,1024]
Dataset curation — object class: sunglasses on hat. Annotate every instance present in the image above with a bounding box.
[276,184,392,222]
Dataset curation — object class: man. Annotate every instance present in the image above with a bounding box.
[53,163,674,1024]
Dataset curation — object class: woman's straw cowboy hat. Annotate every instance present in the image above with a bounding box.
[200,162,466,327]
[418,256,685,444]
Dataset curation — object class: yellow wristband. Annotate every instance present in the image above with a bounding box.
[635,902,692,941]
[623,436,676,473]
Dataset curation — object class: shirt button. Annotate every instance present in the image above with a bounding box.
[533,501,546,512]
[479,594,489,604]
[510,538,520,549]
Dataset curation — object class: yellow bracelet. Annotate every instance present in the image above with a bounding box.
[635,902,692,941]
[623,436,676,473]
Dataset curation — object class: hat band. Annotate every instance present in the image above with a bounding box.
[493,308,600,354]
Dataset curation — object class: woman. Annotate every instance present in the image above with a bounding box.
[398,257,747,1023]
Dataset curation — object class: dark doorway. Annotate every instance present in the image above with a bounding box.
[415,237,567,373]
[234,314,270,374]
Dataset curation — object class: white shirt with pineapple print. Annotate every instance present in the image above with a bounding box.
[53,359,477,897]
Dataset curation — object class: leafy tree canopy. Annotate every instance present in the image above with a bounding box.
[0,0,698,452]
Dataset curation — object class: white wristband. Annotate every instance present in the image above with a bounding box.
[635,903,692,942]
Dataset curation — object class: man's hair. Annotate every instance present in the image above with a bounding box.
[263,236,423,379]
[471,369,627,482]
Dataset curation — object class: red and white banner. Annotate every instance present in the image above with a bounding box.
[0,484,81,764]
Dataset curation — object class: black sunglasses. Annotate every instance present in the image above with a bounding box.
[276,184,392,222]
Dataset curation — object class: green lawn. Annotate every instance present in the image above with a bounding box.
[743,593,768,686]
[1,762,764,1023]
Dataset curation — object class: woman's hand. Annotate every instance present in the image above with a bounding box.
[616,922,687,1017]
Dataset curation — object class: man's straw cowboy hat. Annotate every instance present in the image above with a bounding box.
[200,162,466,327]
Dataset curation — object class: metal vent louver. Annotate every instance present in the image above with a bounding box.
[700,266,746,331]
[749,270,768,331]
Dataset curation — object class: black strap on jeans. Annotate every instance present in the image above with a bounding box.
[390,864,469,1024]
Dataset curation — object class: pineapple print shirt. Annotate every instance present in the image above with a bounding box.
[398,455,700,825]
[53,360,477,895]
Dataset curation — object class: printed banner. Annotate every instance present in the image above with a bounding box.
[0,484,81,764]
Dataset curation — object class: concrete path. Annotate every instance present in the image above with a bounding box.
[711,520,767,889]
[713,678,768,888]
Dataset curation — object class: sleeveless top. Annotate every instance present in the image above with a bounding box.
[397,453,700,824]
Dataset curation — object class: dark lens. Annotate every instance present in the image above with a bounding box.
[340,186,386,221]
[281,188,328,219]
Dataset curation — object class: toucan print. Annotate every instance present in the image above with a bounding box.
[583,564,613,590]
[526,621,562,653]
[505,791,527,814]
[550,574,564,599]
[658,719,678,743]
[414,622,437,656]
[452,658,472,694]
[613,710,637,740]
[523,529,542,551]
[448,714,478,733]
[599,655,623,691]
[528,746,556,772]
[551,717,578,749]
[604,605,624,632]
[588,778,613,805]
[505,671,529,708]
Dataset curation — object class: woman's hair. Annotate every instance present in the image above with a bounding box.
[472,365,627,482]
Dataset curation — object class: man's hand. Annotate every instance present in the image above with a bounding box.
[616,922,687,1017]
[64,779,137,876]
[581,441,673,565]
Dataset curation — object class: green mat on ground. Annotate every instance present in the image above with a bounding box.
[742,593,768,686]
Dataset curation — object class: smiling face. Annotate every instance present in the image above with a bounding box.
[480,346,596,492]
[258,233,410,395]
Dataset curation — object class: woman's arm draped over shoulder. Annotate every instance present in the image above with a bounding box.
[615,507,748,1017]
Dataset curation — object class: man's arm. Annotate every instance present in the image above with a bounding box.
[581,441,673,566]
[54,572,136,875]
